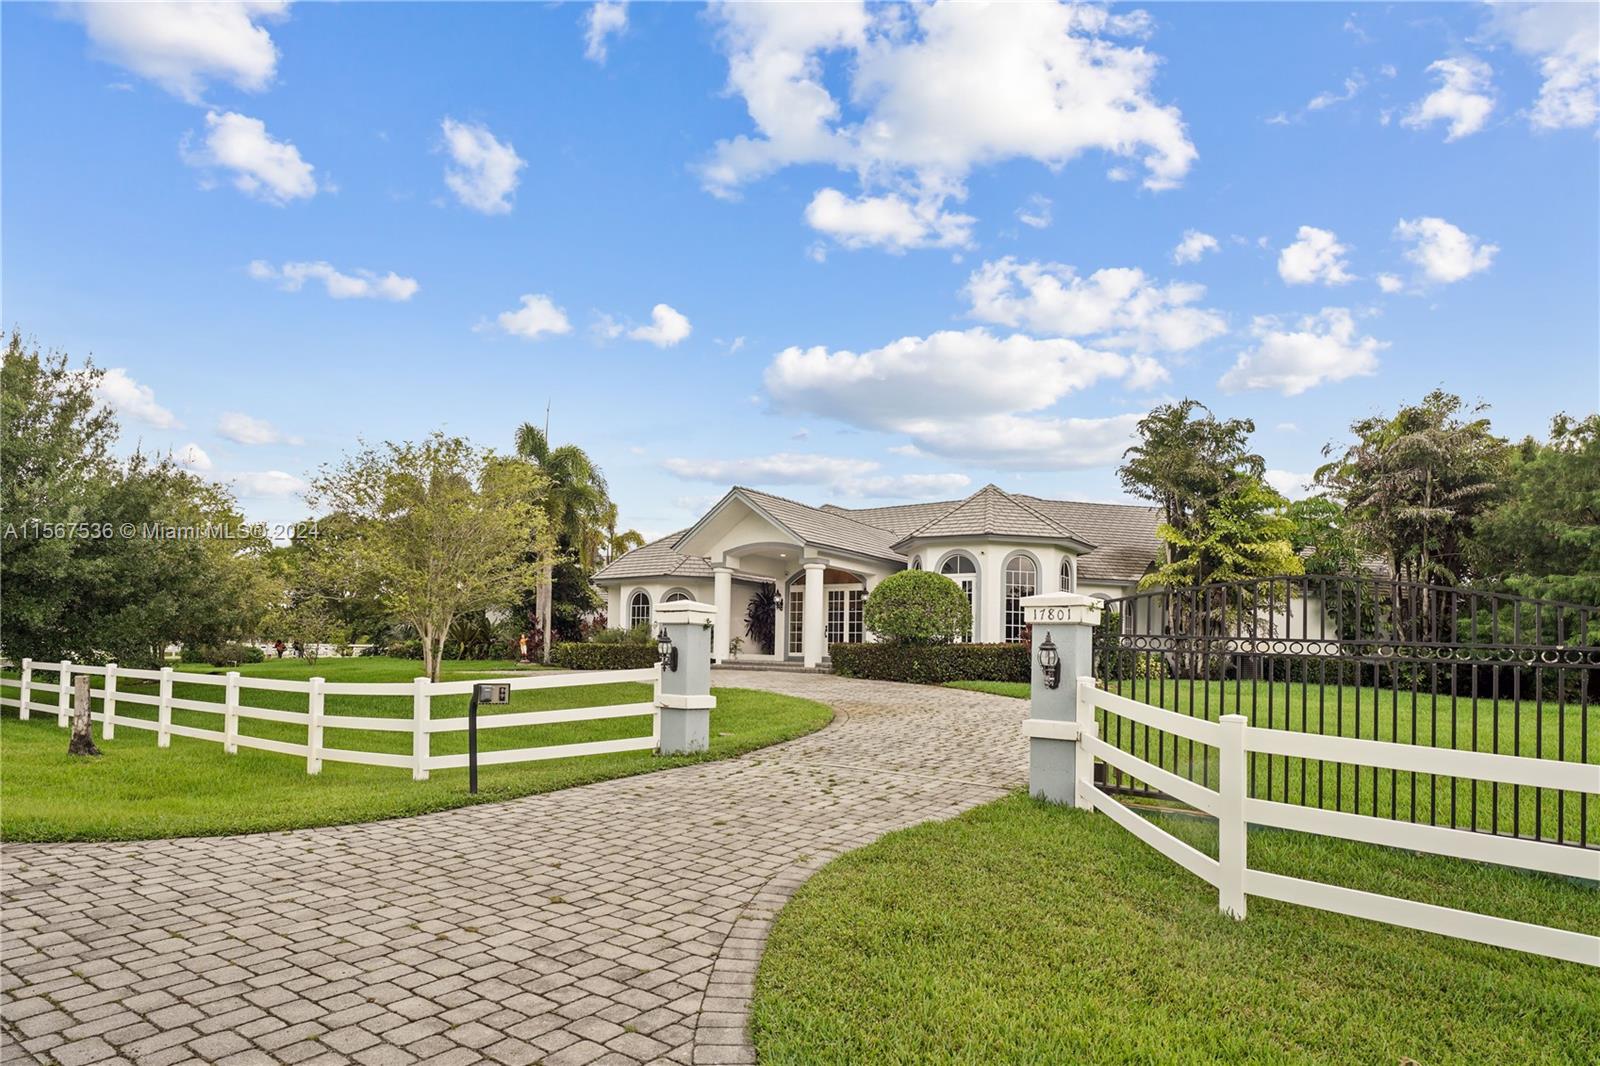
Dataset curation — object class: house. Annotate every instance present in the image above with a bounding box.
[592,484,1161,667]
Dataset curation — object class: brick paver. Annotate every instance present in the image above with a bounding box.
[1,672,1026,1065]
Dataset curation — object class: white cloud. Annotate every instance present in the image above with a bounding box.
[1277,226,1355,286]
[1016,194,1052,229]
[1403,56,1496,141]
[703,1,1194,247]
[1172,229,1219,264]
[1395,217,1498,285]
[248,260,418,301]
[1376,273,1405,294]
[964,258,1228,355]
[440,118,525,214]
[844,472,972,499]
[1308,72,1365,111]
[182,110,316,204]
[1485,3,1598,130]
[494,294,573,340]
[92,368,179,429]
[1219,308,1385,396]
[661,452,970,501]
[232,470,306,497]
[584,1,628,64]
[804,188,973,252]
[217,411,301,446]
[895,412,1144,469]
[174,442,213,472]
[66,0,287,103]
[627,304,692,348]
[1264,469,1316,499]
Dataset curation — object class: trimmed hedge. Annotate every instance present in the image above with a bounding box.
[829,642,1029,685]
[550,643,661,670]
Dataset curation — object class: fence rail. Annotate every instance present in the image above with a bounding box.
[1074,677,1600,967]
[0,658,662,780]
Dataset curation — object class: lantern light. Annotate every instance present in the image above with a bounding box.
[1038,633,1061,690]
[657,626,679,673]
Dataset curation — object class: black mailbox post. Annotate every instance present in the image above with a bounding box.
[468,682,510,793]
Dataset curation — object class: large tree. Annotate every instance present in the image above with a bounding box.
[1142,475,1303,591]
[310,434,546,681]
[514,424,610,662]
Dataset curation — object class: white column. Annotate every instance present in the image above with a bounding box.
[802,562,826,668]
[1218,713,1248,919]
[712,566,733,662]
[1020,592,1102,805]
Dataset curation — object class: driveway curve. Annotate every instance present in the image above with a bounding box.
[1,672,1026,1066]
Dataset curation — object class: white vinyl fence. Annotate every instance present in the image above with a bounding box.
[0,658,661,780]
[1071,677,1600,967]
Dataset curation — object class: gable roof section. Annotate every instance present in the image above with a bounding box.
[819,500,955,536]
[893,484,1094,550]
[591,530,713,583]
[1013,495,1161,584]
[729,486,906,562]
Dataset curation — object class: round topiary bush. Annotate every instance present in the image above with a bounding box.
[863,570,972,644]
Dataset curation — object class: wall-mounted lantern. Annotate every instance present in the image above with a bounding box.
[1038,633,1061,690]
[657,626,679,673]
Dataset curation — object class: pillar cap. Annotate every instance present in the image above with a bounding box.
[1020,592,1103,626]
[656,600,716,626]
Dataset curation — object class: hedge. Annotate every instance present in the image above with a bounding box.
[550,643,661,670]
[828,642,1029,685]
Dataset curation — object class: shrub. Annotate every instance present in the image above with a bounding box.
[863,571,972,644]
[550,642,661,670]
[591,623,654,647]
[180,642,266,666]
[829,642,1029,684]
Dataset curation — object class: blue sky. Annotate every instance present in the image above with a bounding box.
[4,2,1597,539]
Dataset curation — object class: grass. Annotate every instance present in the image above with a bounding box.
[945,678,1600,844]
[752,793,1600,1065]
[0,657,832,842]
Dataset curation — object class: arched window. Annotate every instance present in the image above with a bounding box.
[940,554,978,641]
[629,591,652,629]
[1060,556,1076,593]
[911,556,922,570]
[663,589,691,603]
[1003,555,1037,643]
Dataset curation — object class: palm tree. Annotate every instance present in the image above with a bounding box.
[515,423,610,662]
[597,501,645,565]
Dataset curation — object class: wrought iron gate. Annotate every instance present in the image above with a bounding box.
[1092,575,1599,850]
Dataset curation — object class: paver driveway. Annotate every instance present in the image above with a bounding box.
[1,672,1027,1066]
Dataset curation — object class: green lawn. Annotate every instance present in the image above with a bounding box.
[753,793,1600,1065]
[945,679,1600,845]
[0,657,832,842]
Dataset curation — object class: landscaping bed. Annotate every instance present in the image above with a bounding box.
[752,793,1600,1065]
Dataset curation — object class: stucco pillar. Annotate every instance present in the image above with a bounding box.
[802,561,826,668]
[656,600,716,754]
[711,566,733,662]
[1020,592,1102,806]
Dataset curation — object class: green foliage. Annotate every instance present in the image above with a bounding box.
[1142,475,1303,590]
[1468,413,1600,605]
[515,423,610,661]
[179,642,266,666]
[744,583,779,655]
[862,570,972,644]
[1286,496,1365,576]
[550,642,661,670]
[591,623,654,646]
[829,642,1029,684]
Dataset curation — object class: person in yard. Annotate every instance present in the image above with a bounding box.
[274,640,286,659]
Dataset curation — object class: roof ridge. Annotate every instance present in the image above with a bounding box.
[1014,493,1160,513]
[898,486,995,540]
[998,487,1088,542]
[733,484,920,540]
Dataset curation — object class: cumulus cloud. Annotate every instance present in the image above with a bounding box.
[1485,2,1598,130]
[494,294,573,340]
[231,470,307,497]
[1376,273,1405,294]
[248,259,418,301]
[1219,308,1385,396]
[1277,226,1355,286]
[92,368,179,429]
[1264,469,1317,499]
[441,118,525,214]
[182,110,316,204]
[804,188,974,252]
[627,304,692,347]
[662,452,970,500]
[893,412,1144,469]
[1172,229,1219,264]
[702,1,1194,248]
[583,1,628,64]
[66,0,288,103]
[1403,56,1496,141]
[217,411,301,446]
[964,258,1227,355]
[1395,217,1498,285]
[173,442,213,472]
[1016,194,1053,229]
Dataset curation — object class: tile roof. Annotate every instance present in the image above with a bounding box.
[893,484,1091,545]
[591,530,714,582]
[731,487,905,561]
[1011,494,1161,584]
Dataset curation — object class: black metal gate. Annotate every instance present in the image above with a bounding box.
[1092,575,1599,850]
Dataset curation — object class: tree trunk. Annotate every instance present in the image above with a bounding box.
[540,559,555,664]
[67,674,101,756]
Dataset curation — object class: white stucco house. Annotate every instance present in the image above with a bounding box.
[592,483,1161,668]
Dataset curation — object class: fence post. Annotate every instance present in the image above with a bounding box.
[655,601,715,754]
[224,670,240,754]
[651,662,663,749]
[102,663,118,740]
[306,676,325,774]
[19,658,31,721]
[1074,676,1097,811]
[57,660,71,727]
[1218,713,1248,920]
[411,677,430,781]
[157,666,173,748]
[1019,593,1103,806]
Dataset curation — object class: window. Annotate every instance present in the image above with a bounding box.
[629,591,652,630]
[663,589,691,603]
[911,556,922,570]
[788,590,805,655]
[1003,556,1037,643]
[940,554,977,641]
[1060,557,1075,593]
[827,589,846,644]
[848,589,864,643]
